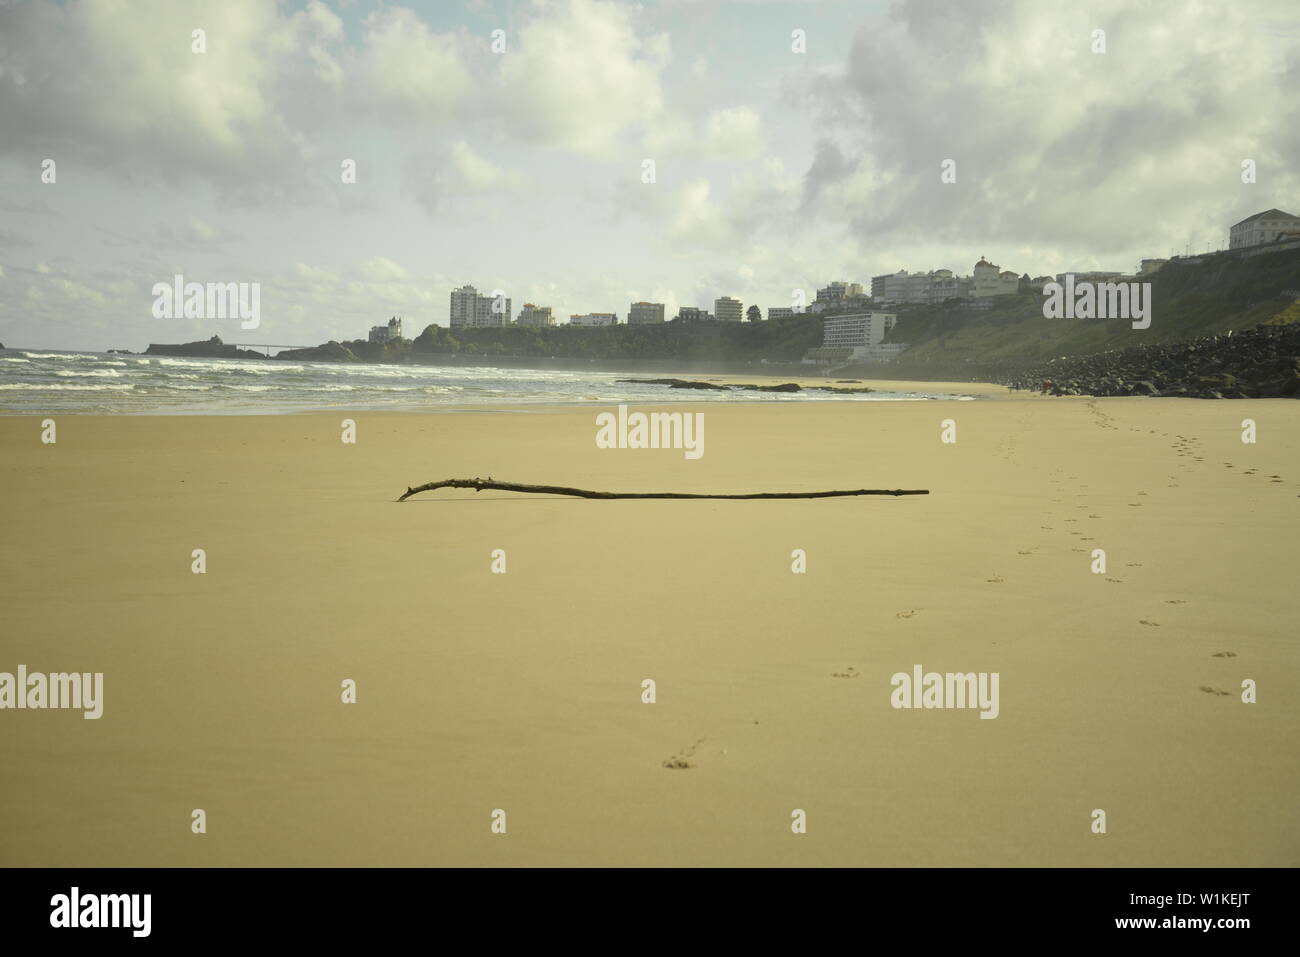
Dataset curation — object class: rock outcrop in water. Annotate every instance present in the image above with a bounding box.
[274,341,360,362]
[618,378,874,394]
[1003,322,1300,398]
[145,335,268,360]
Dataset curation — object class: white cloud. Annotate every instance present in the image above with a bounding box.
[447,142,522,192]
[355,257,413,282]
[798,0,1300,260]
[495,0,671,156]
[355,7,472,121]
[703,107,766,159]
[0,0,325,186]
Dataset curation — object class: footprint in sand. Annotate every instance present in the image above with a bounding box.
[1199,686,1232,696]
[663,737,707,769]
[1211,651,1237,658]
[1139,619,1160,627]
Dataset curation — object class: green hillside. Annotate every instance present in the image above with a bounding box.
[877,245,1300,380]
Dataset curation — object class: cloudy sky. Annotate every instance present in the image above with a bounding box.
[1,0,1297,350]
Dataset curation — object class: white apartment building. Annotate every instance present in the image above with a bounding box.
[516,303,555,327]
[872,269,971,304]
[450,285,512,328]
[804,312,905,364]
[714,296,744,322]
[871,270,911,302]
[821,312,898,350]
[627,302,665,325]
[569,312,617,326]
[1229,208,1300,249]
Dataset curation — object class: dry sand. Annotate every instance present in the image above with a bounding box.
[1,391,1297,866]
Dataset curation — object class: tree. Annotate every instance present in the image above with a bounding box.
[746,305,762,322]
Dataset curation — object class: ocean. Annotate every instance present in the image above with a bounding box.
[0,348,978,414]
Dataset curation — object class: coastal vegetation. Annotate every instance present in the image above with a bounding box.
[144,247,1300,399]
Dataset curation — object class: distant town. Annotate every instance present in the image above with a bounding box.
[359,207,1300,367]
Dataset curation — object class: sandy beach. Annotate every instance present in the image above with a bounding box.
[1,388,1297,867]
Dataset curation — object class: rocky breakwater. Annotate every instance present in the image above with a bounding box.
[1003,323,1300,399]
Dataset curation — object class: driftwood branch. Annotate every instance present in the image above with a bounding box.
[397,477,929,503]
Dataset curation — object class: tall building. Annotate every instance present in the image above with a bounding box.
[628,302,665,325]
[369,316,402,343]
[450,285,512,328]
[450,285,513,328]
[517,303,555,327]
[1229,208,1300,249]
[569,312,617,326]
[714,296,744,322]
[449,285,476,328]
